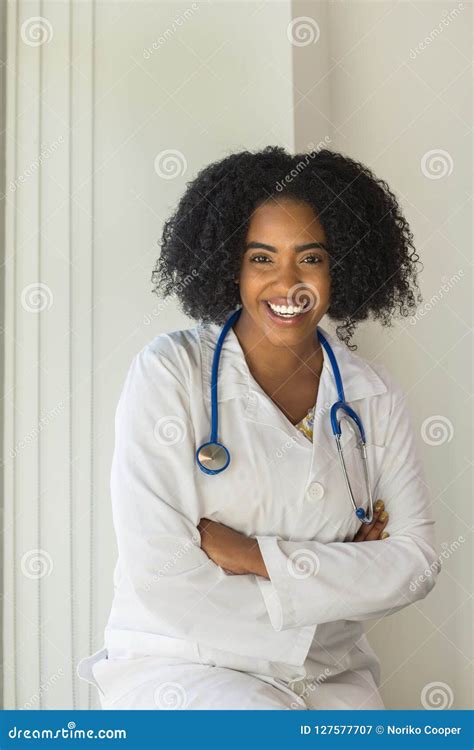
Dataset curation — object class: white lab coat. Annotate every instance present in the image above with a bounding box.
[77,319,440,708]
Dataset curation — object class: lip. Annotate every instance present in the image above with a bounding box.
[261,300,310,327]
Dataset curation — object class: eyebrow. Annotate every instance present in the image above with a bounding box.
[244,241,327,253]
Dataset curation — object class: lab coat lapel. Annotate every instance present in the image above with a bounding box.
[197,318,388,466]
[198,320,317,451]
[240,334,382,482]
[312,330,389,487]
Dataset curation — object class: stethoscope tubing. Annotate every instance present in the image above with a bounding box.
[196,307,374,523]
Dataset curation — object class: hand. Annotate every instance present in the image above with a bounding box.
[352,499,389,542]
[198,518,264,575]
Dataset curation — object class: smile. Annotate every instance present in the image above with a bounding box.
[262,300,311,326]
[267,300,309,316]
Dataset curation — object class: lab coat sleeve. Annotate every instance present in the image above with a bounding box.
[255,378,441,631]
[107,343,314,663]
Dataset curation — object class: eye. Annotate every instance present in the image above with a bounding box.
[249,254,322,264]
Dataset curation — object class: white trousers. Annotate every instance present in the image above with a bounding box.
[88,654,385,711]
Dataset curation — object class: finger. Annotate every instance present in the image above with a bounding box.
[353,516,379,542]
[362,510,388,542]
[364,509,389,541]
[353,499,384,542]
[198,518,213,535]
[197,520,214,547]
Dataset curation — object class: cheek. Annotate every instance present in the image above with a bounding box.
[317,269,332,297]
[238,268,264,295]
[303,276,331,309]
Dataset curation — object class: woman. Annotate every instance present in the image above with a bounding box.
[77,146,439,710]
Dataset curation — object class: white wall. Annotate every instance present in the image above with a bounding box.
[3,0,295,710]
[3,0,471,711]
[292,0,472,709]
[0,0,7,712]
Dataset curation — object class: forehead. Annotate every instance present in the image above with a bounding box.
[247,198,325,240]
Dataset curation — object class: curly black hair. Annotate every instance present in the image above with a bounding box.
[151,146,422,349]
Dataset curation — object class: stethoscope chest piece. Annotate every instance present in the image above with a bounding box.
[196,441,230,475]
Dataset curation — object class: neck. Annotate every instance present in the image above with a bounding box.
[232,309,323,381]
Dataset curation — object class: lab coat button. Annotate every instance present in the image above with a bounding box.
[307,482,325,500]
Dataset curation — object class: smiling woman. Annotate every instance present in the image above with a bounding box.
[230,198,331,425]
[152,145,421,350]
[77,146,439,711]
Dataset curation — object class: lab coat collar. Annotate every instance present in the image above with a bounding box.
[197,317,388,409]
[196,317,388,514]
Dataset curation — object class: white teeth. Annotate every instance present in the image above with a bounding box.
[268,302,305,316]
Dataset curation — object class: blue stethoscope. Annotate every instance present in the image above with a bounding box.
[195,307,374,524]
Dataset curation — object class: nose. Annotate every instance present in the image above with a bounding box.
[275,260,302,289]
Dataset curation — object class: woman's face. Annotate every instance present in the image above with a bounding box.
[236,198,331,345]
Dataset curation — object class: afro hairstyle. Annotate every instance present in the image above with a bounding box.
[151,145,422,349]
